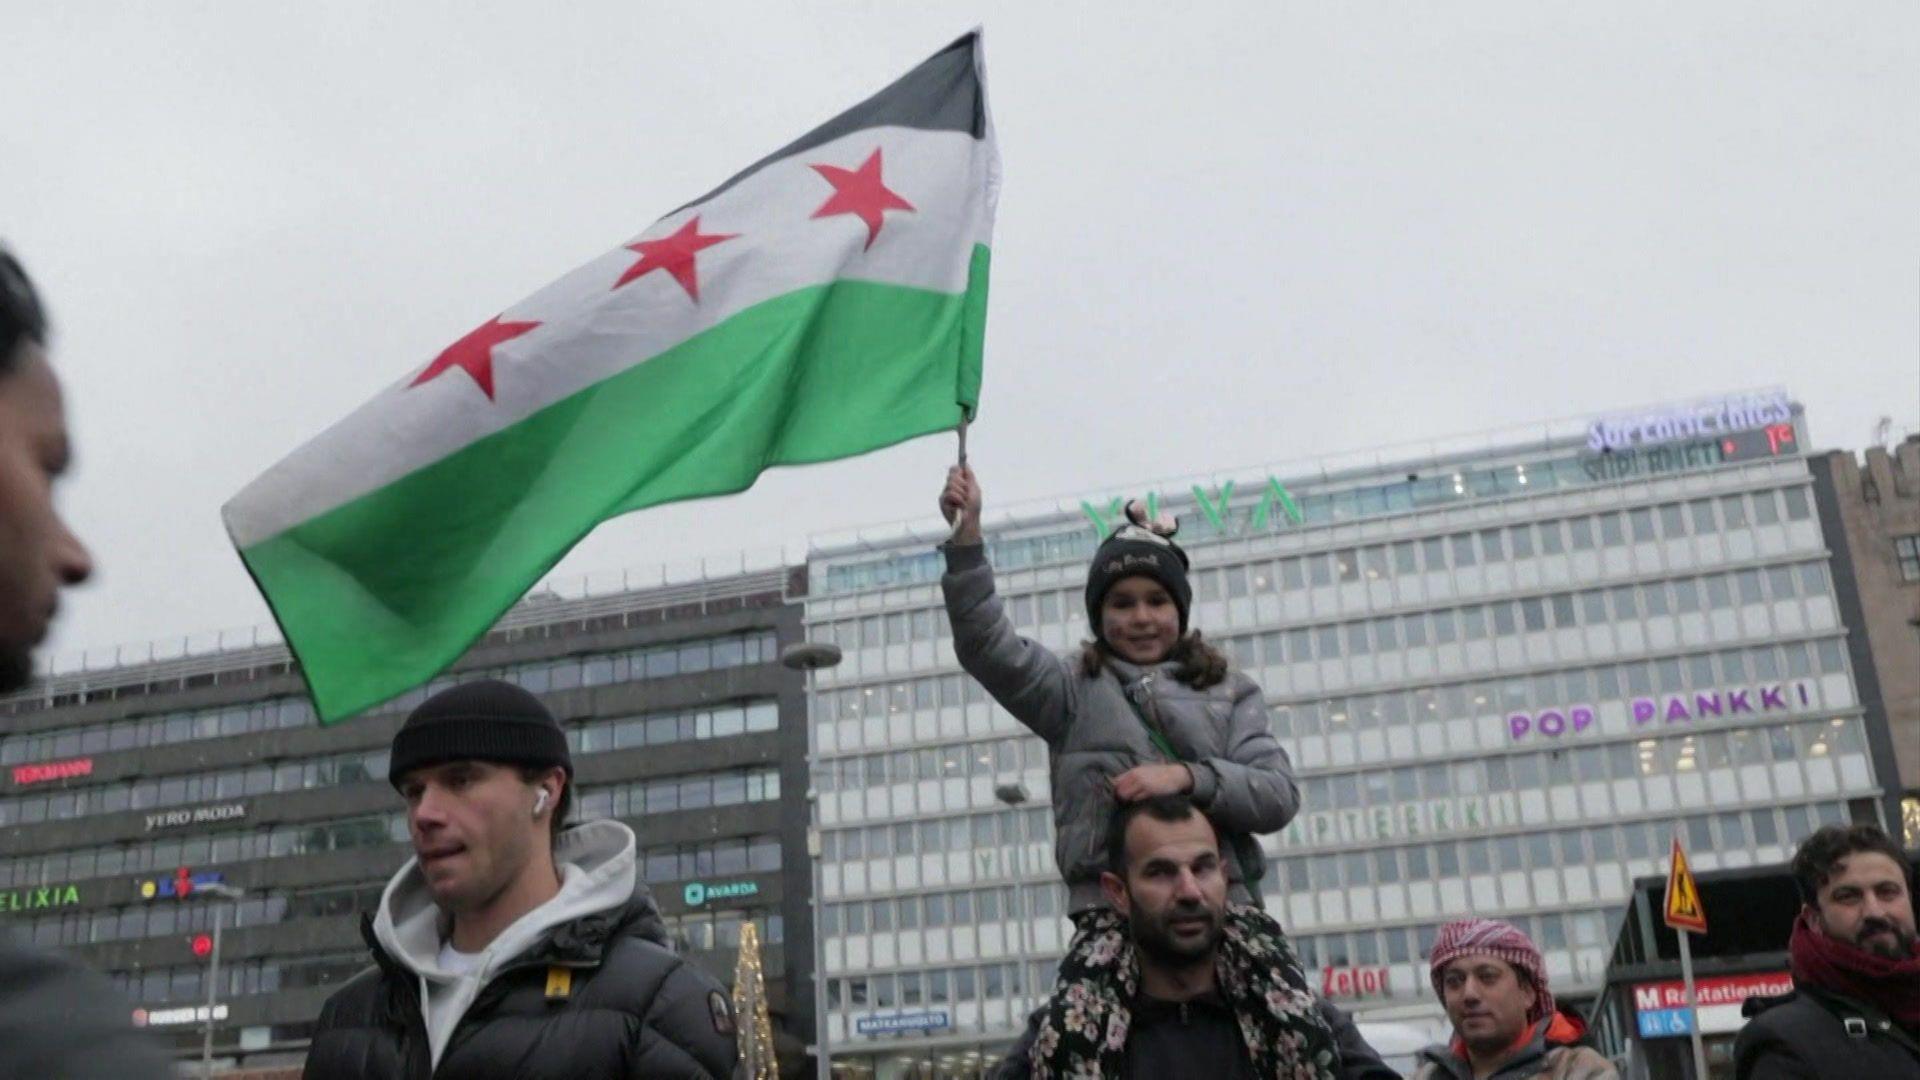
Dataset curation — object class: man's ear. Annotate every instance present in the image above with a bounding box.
[1100,870,1130,915]
[1801,902,1824,933]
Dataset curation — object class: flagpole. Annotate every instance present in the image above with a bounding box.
[1671,826,1710,1080]
[947,412,972,544]
[1678,927,1708,1079]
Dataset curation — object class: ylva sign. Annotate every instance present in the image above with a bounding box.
[1079,478,1303,541]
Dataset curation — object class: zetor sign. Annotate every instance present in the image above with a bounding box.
[1321,966,1391,999]
[11,758,94,786]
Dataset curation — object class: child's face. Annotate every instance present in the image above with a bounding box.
[1100,576,1180,664]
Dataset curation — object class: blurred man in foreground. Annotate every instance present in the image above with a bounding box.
[0,247,171,1077]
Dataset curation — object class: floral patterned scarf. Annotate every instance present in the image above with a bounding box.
[1030,905,1340,1079]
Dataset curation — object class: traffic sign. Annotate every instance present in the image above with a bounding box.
[1664,836,1707,934]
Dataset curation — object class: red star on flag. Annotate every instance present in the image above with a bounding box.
[811,148,915,250]
[409,314,541,401]
[613,216,739,301]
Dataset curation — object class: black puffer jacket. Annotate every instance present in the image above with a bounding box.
[303,893,737,1079]
[1735,986,1920,1079]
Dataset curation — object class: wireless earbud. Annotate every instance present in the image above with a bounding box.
[533,790,550,817]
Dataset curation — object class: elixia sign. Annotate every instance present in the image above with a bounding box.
[144,802,247,832]
[11,758,94,786]
[1080,478,1303,540]
[1587,392,1792,453]
[0,883,81,913]
[682,880,759,908]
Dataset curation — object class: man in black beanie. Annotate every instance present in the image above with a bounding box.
[305,679,738,1079]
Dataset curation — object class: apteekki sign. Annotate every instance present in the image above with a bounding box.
[0,884,81,913]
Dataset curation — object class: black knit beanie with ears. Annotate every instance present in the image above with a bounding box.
[1083,501,1193,641]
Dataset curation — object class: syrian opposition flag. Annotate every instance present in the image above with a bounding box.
[224,32,998,722]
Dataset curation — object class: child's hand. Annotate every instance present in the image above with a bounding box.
[940,465,983,544]
[1111,763,1194,802]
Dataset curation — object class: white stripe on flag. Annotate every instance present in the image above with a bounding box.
[227,123,994,548]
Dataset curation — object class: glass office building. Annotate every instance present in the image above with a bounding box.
[0,567,816,1071]
[800,390,1886,1078]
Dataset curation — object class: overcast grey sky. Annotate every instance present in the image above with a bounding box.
[6,2,1917,668]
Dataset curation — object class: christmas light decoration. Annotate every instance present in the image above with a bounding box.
[733,919,778,1078]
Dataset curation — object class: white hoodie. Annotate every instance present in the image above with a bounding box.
[371,818,641,1069]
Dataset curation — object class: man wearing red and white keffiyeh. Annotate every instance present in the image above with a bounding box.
[1411,918,1617,1080]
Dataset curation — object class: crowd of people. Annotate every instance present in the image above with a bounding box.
[0,248,1914,1077]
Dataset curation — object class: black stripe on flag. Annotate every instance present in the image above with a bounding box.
[668,31,985,217]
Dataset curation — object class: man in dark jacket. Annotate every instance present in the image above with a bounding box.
[993,795,1399,1079]
[0,248,173,1078]
[304,680,737,1079]
[1734,824,1920,1079]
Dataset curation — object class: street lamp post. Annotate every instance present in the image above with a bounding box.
[196,882,245,1080]
[993,781,1033,1015]
[782,640,844,1080]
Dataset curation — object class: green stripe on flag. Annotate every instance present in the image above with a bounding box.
[242,245,989,722]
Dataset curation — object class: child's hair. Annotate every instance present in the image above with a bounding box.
[1078,630,1230,690]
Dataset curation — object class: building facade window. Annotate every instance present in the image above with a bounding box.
[1896,535,1920,582]
[0,630,779,767]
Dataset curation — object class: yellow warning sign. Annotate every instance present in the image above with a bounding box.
[1664,836,1708,934]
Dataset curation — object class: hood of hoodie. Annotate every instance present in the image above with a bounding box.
[372,817,642,981]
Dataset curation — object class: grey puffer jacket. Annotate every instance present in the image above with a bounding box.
[942,542,1301,913]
